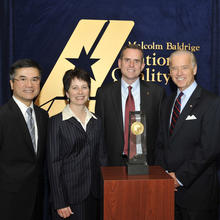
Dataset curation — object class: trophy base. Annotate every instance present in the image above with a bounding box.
[126,163,149,175]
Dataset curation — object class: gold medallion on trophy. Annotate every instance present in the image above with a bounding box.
[131,121,144,135]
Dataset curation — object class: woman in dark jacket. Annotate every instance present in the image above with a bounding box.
[47,67,107,220]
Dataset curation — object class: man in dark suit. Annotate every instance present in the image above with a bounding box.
[95,43,166,166]
[0,59,49,220]
[155,50,220,220]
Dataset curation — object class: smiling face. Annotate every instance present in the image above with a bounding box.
[66,77,90,107]
[118,48,145,84]
[10,67,41,106]
[169,52,197,91]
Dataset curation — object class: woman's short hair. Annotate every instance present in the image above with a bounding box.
[63,67,91,93]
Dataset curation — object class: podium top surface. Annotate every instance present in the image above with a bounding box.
[101,166,172,181]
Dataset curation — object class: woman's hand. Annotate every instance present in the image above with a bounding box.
[57,206,74,218]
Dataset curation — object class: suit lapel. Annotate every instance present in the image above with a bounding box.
[65,116,86,133]
[170,86,201,139]
[140,80,152,119]
[166,93,176,137]
[111,81,124,134]
[9,99,36,156]
[34,106,44,158]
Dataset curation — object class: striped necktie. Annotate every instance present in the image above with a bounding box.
[170,92,184,135]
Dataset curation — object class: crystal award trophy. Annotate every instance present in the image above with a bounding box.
[126,111,149,175]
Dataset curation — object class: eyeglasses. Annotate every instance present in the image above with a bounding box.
[13,76,41,85]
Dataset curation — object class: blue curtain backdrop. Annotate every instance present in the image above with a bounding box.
[1,0,220,100]
[211,0,220,94]
[0,0,13,104]
[1,0,220,219]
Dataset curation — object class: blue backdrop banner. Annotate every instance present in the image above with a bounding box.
[1,0,220,108]
[1,0,220,219]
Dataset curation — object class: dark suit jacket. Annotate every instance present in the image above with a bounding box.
[0,98,48,220]
[155,85,220,210]
[95,79,166,166]
[47,112,107,210]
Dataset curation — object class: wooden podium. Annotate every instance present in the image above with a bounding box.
[101,166,174,220]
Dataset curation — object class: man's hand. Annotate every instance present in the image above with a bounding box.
[168,172,180,191]
[57,206,73,218]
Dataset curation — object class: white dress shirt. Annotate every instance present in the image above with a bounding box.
[62,104,97,131]
[170,81,197,125]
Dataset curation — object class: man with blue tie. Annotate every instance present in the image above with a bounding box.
[0,59,49,220]
[155,50,220,220]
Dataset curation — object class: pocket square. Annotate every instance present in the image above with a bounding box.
[186,115,197,120]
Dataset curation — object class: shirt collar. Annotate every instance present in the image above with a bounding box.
[62,104,97,121]
[13,95,34,115]
[121,78,140,92]
[177,81,197,98]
